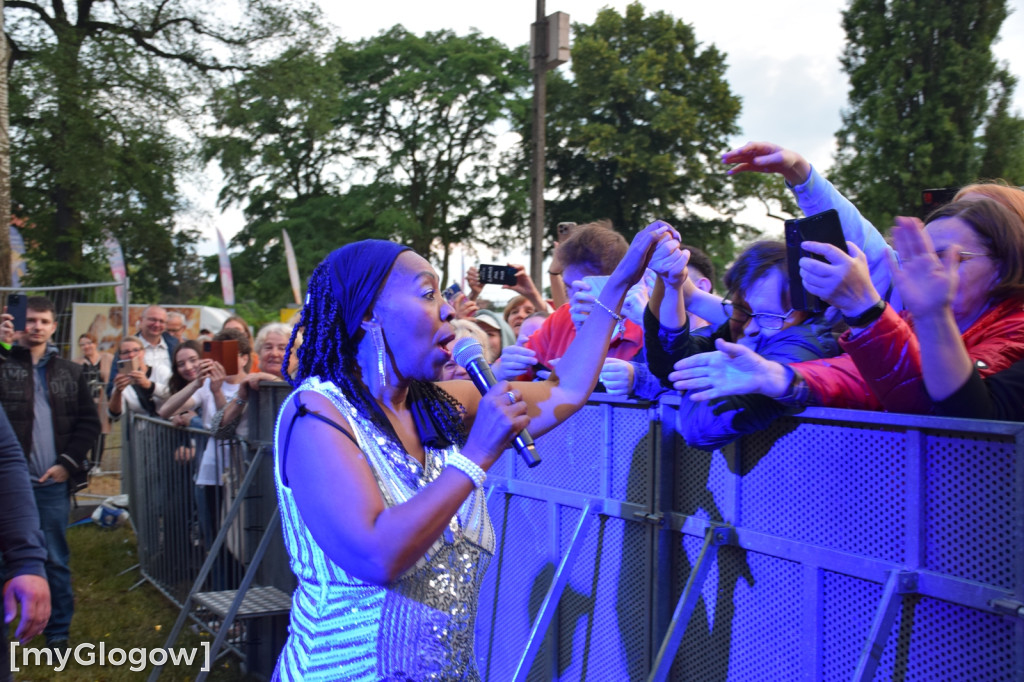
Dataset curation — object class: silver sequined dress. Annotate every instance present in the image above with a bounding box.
[272,377,494,681]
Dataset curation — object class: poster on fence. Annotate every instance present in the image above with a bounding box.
[70,304,230,355]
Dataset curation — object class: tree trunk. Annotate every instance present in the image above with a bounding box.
[0,0,12,288]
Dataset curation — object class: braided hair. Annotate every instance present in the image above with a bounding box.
[285,258,467,448]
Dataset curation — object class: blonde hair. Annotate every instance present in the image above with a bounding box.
[955,182,1024,223]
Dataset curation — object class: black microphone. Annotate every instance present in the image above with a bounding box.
[452,337,540,468]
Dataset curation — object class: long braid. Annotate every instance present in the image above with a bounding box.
[286,260,467,448]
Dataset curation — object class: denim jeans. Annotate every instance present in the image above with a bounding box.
[33,481,72,642]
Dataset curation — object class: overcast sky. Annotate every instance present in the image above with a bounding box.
[185,0,1024,258]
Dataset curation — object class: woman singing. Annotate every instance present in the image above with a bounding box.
[273,226,668,680]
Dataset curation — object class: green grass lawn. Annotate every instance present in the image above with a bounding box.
[9,522,249,681]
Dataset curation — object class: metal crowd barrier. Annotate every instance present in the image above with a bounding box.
[126,385,1024,681]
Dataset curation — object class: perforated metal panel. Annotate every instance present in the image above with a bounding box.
[670,543,802,681]
[476,495,554,682]
[672,437,731,523]
[517,403,605,495]
[924,431,1019,588]
[875,596,1019,680]
[475,397,1024,681]
[557,511,651,681]
[821,570,882,680]
[610,403,656,506]
[740,418,908,563]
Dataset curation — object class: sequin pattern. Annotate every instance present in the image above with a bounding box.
[273,377,494,681]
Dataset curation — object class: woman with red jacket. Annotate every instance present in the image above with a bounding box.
[670,199,1024,414]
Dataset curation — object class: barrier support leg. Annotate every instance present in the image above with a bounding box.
[512,499,602,682]
[647,525,733,682]
[852,570,916,682]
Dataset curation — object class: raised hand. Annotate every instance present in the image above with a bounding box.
[621,269,656,327]
[568,282,596,331]
[669,338,789,400]
[450,292,479,320]
[799,240,880,318]
[888,216,958,320]
[465,267,483,300]
[648,238,690,289]
[721,141,811,186]
[611,220,679,289]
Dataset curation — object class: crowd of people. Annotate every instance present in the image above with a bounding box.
[1,138,1022,678]
[0,297,294,658]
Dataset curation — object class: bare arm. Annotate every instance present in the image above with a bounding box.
[284,384,528,584]
[445,222,675,436]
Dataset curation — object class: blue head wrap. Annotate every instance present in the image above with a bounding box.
[326,240,411,340]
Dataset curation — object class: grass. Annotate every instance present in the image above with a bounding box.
[10,522,249,681]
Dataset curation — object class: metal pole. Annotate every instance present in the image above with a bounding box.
[529,0,548,290]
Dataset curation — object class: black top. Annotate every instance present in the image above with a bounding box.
[934,359,1024,422]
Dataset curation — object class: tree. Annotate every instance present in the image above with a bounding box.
[4,0,320,294]
[205,28,530,306]
[833,0,1024,226]
[541,3,756,268]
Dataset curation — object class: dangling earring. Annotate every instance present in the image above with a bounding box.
[368,322,387,388]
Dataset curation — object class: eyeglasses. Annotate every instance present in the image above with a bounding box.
[934,248,988,264]
[722,300,794,330]
[119,348,141,356]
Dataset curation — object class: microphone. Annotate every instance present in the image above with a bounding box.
[452,337,541,468]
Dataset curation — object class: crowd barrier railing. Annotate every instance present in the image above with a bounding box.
[127,385,1024,681]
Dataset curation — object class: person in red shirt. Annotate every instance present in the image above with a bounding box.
[495,220,643,380]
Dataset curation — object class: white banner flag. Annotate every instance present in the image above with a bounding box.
[281,229,302,306]
[216,229,235,307]
[103,231,126,303]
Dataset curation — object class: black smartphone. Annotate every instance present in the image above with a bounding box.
[921,187,959,217]
[557,221,576,239]
[477,264,518,286]
[6,294,27,331]
[442,282,462,302]
[785,209,849,312]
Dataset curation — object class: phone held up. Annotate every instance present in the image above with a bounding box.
[477,264,519,286]
[784,209,849,312]
[557,222,577,239]
[921,187,959,218]
[6,293,28,331]
[202,339,240,376]
[442,282,462,303]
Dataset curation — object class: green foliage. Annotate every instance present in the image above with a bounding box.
[833,0,1023,225]
[6,0,321,297]
[541,3,756,266]
[205,28,531,308]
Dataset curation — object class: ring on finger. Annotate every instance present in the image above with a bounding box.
[506,390,517,406]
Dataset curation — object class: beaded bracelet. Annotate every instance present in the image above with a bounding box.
[592,296,623,323]
[446,453,486,488]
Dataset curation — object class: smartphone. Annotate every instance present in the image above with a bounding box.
[202,339,240,376]
[6,293,27,331]
[557,221,577,239]
[117,358,135,374]
[477,264,518,286]
[442,282,462,302]
[582,275,609,297]
[785,209,849,312]
[921,187,959,217]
